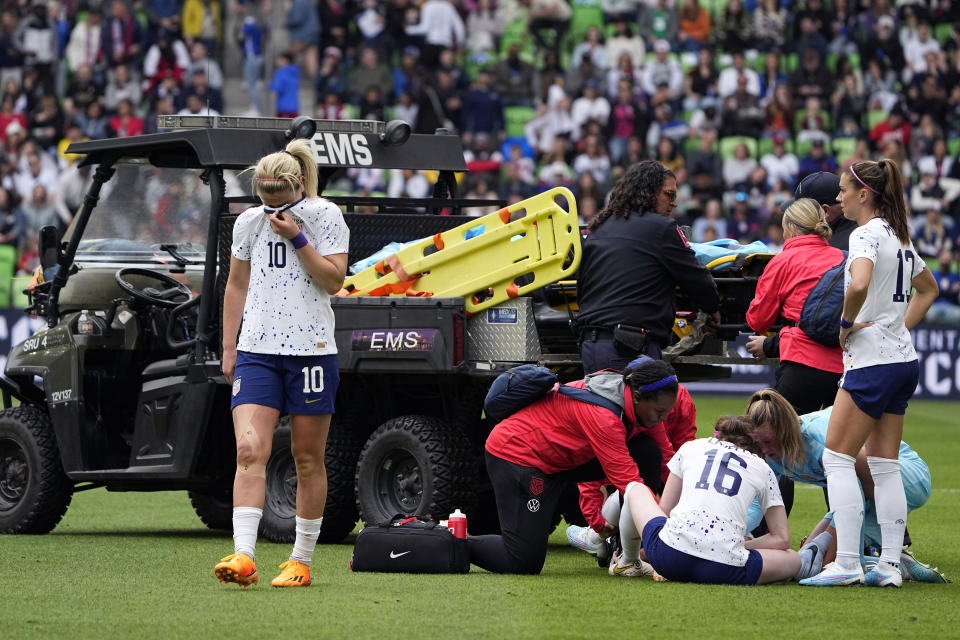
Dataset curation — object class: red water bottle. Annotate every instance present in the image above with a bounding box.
[448,509,467,538]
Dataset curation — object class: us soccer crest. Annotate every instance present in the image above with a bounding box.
[529,476,544,496]
[232,376,241,396]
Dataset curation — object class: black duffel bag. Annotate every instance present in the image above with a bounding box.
[350,515,470,574]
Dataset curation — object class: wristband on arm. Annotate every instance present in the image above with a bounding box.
[839,317,854,329]
[291,232,308,250]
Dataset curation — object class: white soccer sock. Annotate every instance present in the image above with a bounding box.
[233,506,263,560]
[600,492,621,529]
[867,456,906,569]
[618,483,643,564]
[822,448,863,571]
[290,516,324,566]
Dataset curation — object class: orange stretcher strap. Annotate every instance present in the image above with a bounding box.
[386,253,418,282]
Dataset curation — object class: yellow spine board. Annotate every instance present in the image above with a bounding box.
[343,187,582,313]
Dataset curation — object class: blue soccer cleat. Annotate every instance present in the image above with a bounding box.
[865,563,903,588]
[899,548,949,584]
[566,524,604,556]
[799,562,864,587]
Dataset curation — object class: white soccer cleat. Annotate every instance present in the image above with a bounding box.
[566,524,604,556]
[864,563,903,588]
[609,551,655,578]
[798,561,864,587]
[899,548,949,583]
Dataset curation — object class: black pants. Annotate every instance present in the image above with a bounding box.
[468,436,662,574]
[580,335,662,374]
[753,360,840,536]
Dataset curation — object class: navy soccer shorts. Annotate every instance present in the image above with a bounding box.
[642,516,763,585]
[840,360,919,420]
[231,351,339,415]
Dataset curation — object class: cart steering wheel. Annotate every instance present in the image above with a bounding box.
[115,267,193,308]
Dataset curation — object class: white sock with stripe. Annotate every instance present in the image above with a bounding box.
[233,507,263,560]
[867,456,906,571]
[822,448,863,571]
[290,516,324,565]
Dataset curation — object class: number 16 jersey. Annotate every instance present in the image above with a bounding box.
[660,438,782,567]
[843,217,925,371]
[231,198,349,356]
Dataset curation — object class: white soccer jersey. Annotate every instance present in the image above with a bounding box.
[843,217,925,371]
[660,438,783,567]
[231,197,349,356]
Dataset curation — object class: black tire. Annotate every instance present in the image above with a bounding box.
[355,415,476,525]
[260,417,296,543]
[318,416,365,543]
[0,406,72,534]
[188,490,232,531]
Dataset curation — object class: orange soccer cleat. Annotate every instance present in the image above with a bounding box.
[214,553,259,588]
[271,560,311,587]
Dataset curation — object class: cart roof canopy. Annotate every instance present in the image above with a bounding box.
[66,116,467,172]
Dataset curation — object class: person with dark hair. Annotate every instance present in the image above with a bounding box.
[468,358,682,574]
[615,413,816,585]
[800,159,939,588]
[576,160,719,370]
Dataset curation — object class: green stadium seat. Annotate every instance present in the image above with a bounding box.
[934,23,955,45]
[10,275,30,309]
[719,135,758,160]
[867,109,888,130]
[684,137,704,155]
[781,53,798,73]
[759,136,795,156]
[949,138,960,158]
[831,137,858,159]
[569,4,604,44]
[795,139,814,159]
[795,109,832,133]
[504,106,536,138]
[341,104,359,120]
[0,245,15,307]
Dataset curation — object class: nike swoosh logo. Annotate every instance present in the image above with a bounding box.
[305,398,322,404]
[389,550,411,559]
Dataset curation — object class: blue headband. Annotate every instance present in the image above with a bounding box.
[639,375,677,393]
[626,356,653,369]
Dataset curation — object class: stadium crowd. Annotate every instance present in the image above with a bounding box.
[0,0,957,318]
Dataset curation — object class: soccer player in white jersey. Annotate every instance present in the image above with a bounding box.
[617,416,821,585]
[800,159,939,588]
[214,139,349,588]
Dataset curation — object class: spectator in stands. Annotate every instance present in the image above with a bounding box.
[724,142,757,191]
[753,0,786,52]
[687,96,721,138]
[148,70,185,114]
[655,136,683,175]
[718,51,759,99]
[574,169,603,203]
[186,41,223,91]
[316,46,348,103]
[763,220,785,252]
[465,0,503,61]
[677,0,710,52]
[788,48,833,102]
[571,80,610,134]
[22,184,59,238]
[356,0,387,52]
[909,115,942,161]
[394,90,418,126]
[685,48,718,111]
[525,87,575,156]
[77,101,112,139]
[721,75,764,137]
[906,70,949,125]
[65,6,103,78]
[320,0,352,52]
[317,90,345,120]
[387,169,430,198]
[462,70,504,140]
[641,40,682,100]
[499,157,534,200]
[760,135,799,188]
[143,27,190,93]
[0,186,25,250]
[903,22,940,83]
[691,198,727,243]
[830,72,866,138]
[104,64,142,115]
[20,1,56,91]
[187,69,223,114]
[646,101,689,151]
[793,15,828,62]
[864,57,899,113]
[605,52,642,102]
[533,49,565,106]
[438,48,471,92]
[348,47,394,104]
[182,0,221,54]
[64,64,102,117]
[283,0,319,79]
[712,0,753,54]
[922,139,955,179]
[415,67,462,133]
[794,171,854,251]
[765,84,795,138]
[109,98,144,137]
[0,94,25,143]
[859,14,904,72]
[685,128,723,187]
[928,248,960,324]
[798,140,838,181]
[869,105,911,151]
[269,52,300,118]
[237,6,265,113]
[0,9,24,89]
[53,161,90,226]
[638,0,676,47]
[101,0,143,71]
[607,20,644,69]
[606,80,646,163]
[463,176,499,216]
[525,0,572,55]
[28,94,63,152]
[405,0,465,70]
[536,139,573,187]
[572,26,609,71]
[912,206,954,261]
[12,149,57,203]
[758,53,786,103]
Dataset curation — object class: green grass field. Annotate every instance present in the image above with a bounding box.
[1,396,958,640]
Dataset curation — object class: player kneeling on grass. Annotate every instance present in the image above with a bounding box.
[743,389,948,586]
[619,416,827,585]
[214,139,349,588]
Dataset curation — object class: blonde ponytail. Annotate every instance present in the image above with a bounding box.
[249,139,319,199]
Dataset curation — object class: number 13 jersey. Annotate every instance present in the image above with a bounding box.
[844,217,925,371]
[231,198,349,356]
[660,438,782,567]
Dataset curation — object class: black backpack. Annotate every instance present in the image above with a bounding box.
[483,364,623,423]
[799,252,847,348]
